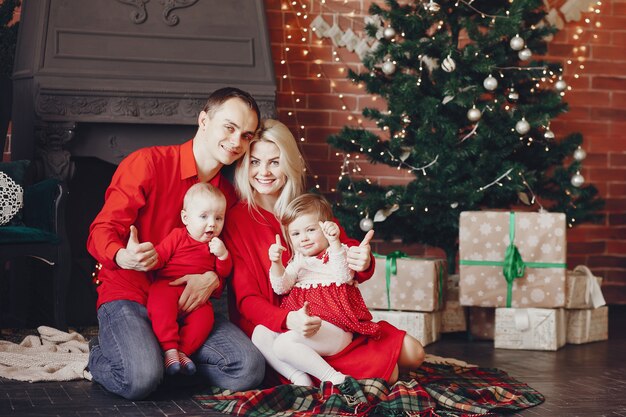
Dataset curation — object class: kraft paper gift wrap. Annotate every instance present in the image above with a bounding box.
[566,306,609,344]
[459,211,567,308]
[494,308,566,351]
[565,265,606,309]
[441,279,467,332]
[370,310,441,346]
[359,253,446,312]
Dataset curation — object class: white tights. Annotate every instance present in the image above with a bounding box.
[251,321,353,386]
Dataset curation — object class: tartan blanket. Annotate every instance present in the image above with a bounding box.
[193,361,544,416]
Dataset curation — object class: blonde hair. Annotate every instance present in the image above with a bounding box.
[183,182,226,210]
[235,119,306,215]
[280,193,334,255]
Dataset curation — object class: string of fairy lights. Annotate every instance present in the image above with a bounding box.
[276,0,604,226]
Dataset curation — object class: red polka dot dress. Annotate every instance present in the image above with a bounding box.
[271,245,381,338]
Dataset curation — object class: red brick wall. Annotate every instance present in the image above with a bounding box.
[264,0,626,304]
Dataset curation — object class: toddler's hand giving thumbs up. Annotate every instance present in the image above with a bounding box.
[268,234,286,263]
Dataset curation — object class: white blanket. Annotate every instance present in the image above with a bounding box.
[0,326,92,382]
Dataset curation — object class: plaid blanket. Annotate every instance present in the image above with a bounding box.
[193,362,544,416]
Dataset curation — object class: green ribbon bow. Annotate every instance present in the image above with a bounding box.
[459,212,566,307]
[374,251,408,309]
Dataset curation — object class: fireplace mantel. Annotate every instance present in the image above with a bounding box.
[11,0,276,176]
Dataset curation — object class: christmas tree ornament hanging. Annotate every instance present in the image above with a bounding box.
[515,118,531,135]
[518,48,532,61]
[507,87,519,101]
[571,171,585,187]
[383,26,396,40]
[359,216,374,232]
[555,78,567,91]
[382,60,396,75]
[510,34,524,51]
[467,106,482,122]
[425,0,440,12]
[450,202,459,208]
[544,128,555,139]
[483,75,498,91]
[573,147,587,161]
[441,55,456,72]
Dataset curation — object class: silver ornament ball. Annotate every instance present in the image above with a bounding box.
[359,217,374,232]
[510,35,524,51]
[544,129,555,140]
[518,48,532,61]
[383,26,396,40]
[573,147,587,161]
[382,60,396,75]
[571,172,585,187]
[555,79,567,91]
[483,75,498,91]
[450,202,459,209]
[441,55,456,72]
[515,118,531,135]
[467,107,482,122]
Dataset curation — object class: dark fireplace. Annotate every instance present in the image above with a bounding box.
[10,0,276,325]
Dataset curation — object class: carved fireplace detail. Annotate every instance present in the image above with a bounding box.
[12,0,276,179]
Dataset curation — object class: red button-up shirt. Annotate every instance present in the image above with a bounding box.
[87,140,237,308]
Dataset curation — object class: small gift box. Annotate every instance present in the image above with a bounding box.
[494,308,566,351]
[441,277,467,332]
[359,253,446,312]
[469,307,495,340]
[566,306,609,344]
[459,211,567,308]
[565,265,606,309]
[370,310,441,346]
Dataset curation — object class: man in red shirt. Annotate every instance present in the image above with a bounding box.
[87,87,265,400]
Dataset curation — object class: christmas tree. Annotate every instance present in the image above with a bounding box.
[328,0,603,270]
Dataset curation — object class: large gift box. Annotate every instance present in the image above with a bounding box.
[494,308,566,351]
[360,254,446,312]
[441,275,467,333]
[370,310,441,346]
[469,307,495,340]
[459,211,567,308]
[565,265,606,309]
[566,306,609,344]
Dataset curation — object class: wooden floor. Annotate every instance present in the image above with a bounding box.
[1,306,625,417]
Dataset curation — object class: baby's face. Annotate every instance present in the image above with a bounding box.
[287,212,329,257]
[182,195,226,243]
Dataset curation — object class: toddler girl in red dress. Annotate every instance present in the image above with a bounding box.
[253,193,379,386]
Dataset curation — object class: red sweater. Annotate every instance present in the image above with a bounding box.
[222,201,405,381]
[153,227,233,299]
[87,140,237,308]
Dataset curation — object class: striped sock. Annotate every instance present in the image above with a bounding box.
[164,349,181,375]
[178,351,196,376]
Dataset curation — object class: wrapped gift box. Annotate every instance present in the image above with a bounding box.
[494,308,566,351]
[566,306,609,344]
[441,277,467,332]
[370,310,441,346]
[360,255,446,312]
[469,307,495,340]
[565,265,606,309]
[459,211,567,308]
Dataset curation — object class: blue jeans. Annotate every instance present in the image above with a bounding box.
[88,300,265,400]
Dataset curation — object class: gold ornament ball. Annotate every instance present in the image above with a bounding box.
[359,217,374,232]
[510,35,524,51]
[483,75,498,91]
[518,48,532,61]
[467,107,482,122]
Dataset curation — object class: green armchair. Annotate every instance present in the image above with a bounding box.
[0,177,71,330]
